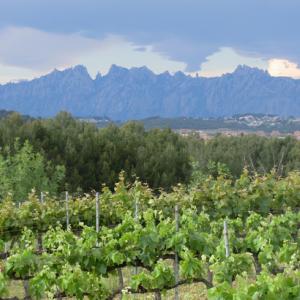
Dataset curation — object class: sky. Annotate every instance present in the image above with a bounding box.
[0,0,300,83]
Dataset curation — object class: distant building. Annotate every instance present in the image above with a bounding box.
[270,130,281,137]
[293,131,300,140]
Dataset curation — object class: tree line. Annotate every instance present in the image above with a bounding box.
[0,112,191,199]
[1,111,300,201]
[187,133,300,178]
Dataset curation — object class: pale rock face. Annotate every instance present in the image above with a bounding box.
[0,64,300,120]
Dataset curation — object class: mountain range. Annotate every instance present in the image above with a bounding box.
[0,64,300,120]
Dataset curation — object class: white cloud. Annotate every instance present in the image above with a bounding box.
[78,39,186,77]
[268,59,300,79]
[0,63,41,83]
[0,26,105,71]
[0,26,186,83]
[195,47,268,77]
[2,26,299,84]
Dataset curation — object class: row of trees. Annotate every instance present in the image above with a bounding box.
[0,112,191,198]
[187,133,300,178]
[1,112,300,200]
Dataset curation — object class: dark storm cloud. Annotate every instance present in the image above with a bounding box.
[0,0,299,71]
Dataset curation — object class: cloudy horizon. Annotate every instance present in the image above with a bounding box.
[0,0,300,83]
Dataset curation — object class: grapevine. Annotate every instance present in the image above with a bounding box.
[1,171,300,299]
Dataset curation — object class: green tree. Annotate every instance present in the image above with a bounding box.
[0,140,65,201]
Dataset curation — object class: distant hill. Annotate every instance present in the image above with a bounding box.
[77,114,300,133]
[0,109,32,120]
[0,64,300,120]
[0,109,14,118]
[137,115,300,133]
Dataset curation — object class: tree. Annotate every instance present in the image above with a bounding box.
[0,140,65,201]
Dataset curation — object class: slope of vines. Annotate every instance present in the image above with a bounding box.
[1,170,300,239]
[0,171,300,299]
[1,209,300,299]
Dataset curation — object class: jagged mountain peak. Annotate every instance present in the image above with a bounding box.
[158,70,172,79]
[129,65,154,76]
[42,65,92,82]
[130,65,152,72]
[1,64,300,119]
[174,71,186,78]
[72,64,90,74]
[52,64,89,74]
[232,65,270,77]
[106,64,129,77]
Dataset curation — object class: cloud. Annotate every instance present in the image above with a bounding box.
[0,62,41,83]
[197,47,268,77]
[0,26,187,83]
[2,26,300,84]
[0,26,109,71]
[268,59,300,79]
[134,47,147,52]
[0,0,299,72]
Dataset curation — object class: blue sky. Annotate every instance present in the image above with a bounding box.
[0,0,300,83]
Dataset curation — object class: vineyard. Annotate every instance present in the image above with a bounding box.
[1,170,300,299]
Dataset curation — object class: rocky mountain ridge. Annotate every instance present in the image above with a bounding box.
[0,64,300,120]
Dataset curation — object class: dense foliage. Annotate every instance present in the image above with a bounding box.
[1,172,300,299]
[188,133,300,178]
[1,112,300,198]
[0,112,191,193]
[1,112,300,298]
[2,210,300,299]
[0,140,64,201]
[1,170,300,239]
